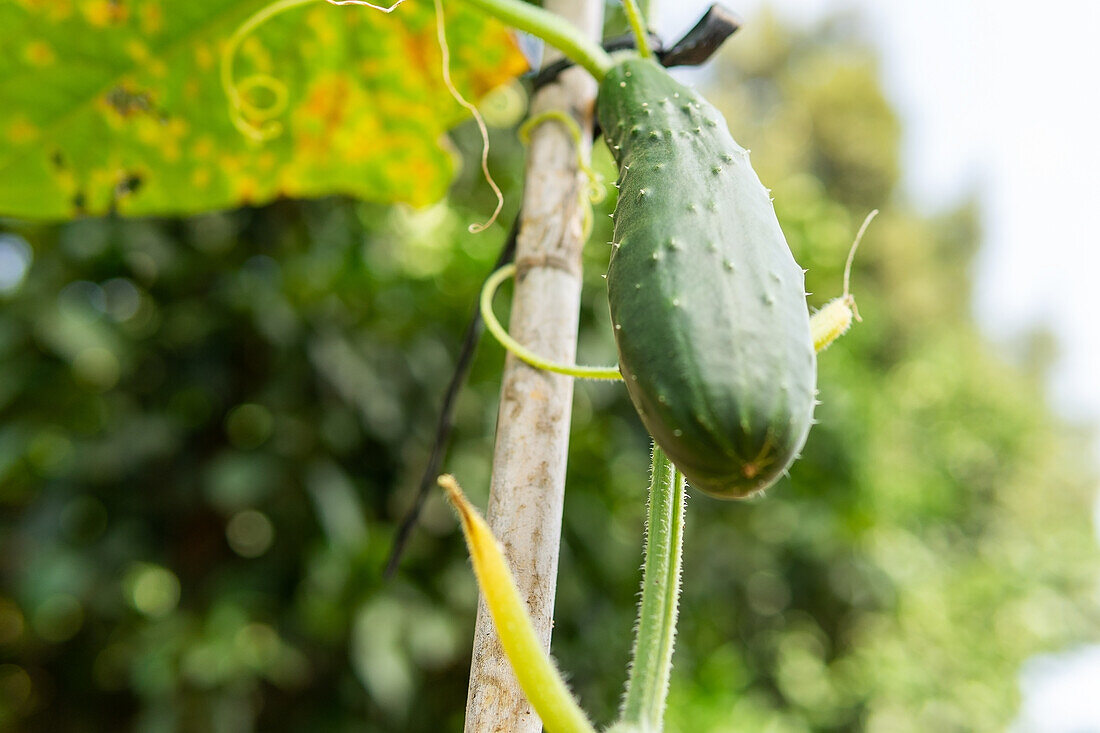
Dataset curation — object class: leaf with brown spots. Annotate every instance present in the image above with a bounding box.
[0,0,527,219]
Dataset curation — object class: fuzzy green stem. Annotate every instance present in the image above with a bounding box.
[620,444,686,731]
[459,0,615,79]
[620,0,652,59]
[441,475,597,733]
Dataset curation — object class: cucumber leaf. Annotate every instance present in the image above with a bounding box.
[0,0,527,219]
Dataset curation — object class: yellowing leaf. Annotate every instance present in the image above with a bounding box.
[0,0,528,219]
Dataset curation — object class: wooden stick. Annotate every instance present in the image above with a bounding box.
[463,0,603,728]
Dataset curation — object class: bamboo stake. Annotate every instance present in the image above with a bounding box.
[463,0,603,728]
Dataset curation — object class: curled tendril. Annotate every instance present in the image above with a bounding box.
[220,0,317,141]
[432,0,504,233]
[519,110,606,204]
[224,0,506,232]
[481,264,623,380]
[222,0,411,142]
[234,74,288,124]
[519,110,604,238]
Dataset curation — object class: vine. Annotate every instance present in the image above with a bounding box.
[221,1,878,730]
[431,0,503,233]
[463,210,875,731]
[519,110,606,238]
[480,263,622,381]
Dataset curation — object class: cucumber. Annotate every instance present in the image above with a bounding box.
[597,58,815,499]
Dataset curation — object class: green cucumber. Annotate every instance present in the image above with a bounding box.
[598,58,815,499]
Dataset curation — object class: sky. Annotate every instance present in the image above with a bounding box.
[653,1,1100,728]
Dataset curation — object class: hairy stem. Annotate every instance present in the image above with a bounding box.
[442,475,597,733]
[620,0,652,59]
[620,444,686,731]
[459,0,615,79]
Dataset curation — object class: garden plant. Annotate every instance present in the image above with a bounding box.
[2,1,1099,731]
[220,0,877,729]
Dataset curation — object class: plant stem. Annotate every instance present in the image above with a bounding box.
[459,0,615,79]
[620,444,686,731]
[442,476,597,733]
[620,0,652,59]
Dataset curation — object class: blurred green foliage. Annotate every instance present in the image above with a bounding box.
[1,12,1098,733]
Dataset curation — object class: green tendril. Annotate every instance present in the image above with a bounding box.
[519,111,605,238]
[221,0,320,141]
[481,264,623,381]
[620,0,652,60]
[519,111,606,204]
[810,208,879,352]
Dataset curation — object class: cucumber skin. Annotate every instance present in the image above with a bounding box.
[597,59,815,499]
